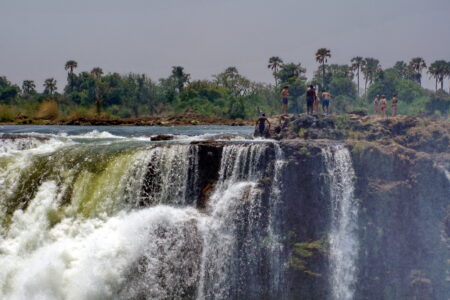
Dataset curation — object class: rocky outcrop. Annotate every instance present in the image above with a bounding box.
[270,113,449,154]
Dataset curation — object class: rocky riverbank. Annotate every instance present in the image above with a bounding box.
[1,112,252,126]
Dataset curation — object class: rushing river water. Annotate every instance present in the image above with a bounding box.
[0,125,368,300]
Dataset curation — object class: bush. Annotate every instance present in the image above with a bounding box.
[35,100,59,120]
[0,105,15,122]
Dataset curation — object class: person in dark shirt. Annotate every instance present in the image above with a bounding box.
[306,85,316,115]
[255,113,271,137]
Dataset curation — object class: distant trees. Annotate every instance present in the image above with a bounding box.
[408,57,427,86]
[276,63,306,84]
[1,54,450,121]
[361,58,381,94]
[43,78,57,95]
[428,60,447,92]
[22,80,36,95]
[170,66,190,93]
[65,60,78,91]
[90,67,104,115]
[0,76,20,104]
[267,56,283,85]
[351,56,364,95]
[315,48,331,90]
[214,67,251,96]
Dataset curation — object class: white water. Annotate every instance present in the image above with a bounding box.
[0,134,285,300]
[196,143,268,300]
[323,145,359,300]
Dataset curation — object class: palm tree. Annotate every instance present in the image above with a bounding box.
[90,67,104,115]
[22,80,36,95]
[351,56,364,95]
[428,60,447,92]
[91,67,103,79]
[65,60,78,91]
[43,78,57,95]
[315,48,331,90]
[267,56,284,85]
[361,58,381,95]
[408,57,427,86]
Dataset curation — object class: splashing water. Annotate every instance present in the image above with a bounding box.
[0,134,286,300]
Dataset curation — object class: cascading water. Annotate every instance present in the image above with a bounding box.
[323,145,359,300]
[0,133,286,300]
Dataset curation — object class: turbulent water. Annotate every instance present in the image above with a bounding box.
[0,125,376,300]
[0,128,288,300]
[323,145,359,300]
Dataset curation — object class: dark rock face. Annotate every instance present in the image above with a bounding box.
[139,133,449,299]
[191,141,224,208]
[277,141,332,300]
[350,143,449,300]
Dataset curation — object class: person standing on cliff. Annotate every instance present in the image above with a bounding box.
[373,95,380,115]
[321,90,332,115]
[255,113,271,137]
[380,95,387,118]
[391,94,398,117]
[280,86,289,115]
[313,88,320,114]
[306,85,315,115]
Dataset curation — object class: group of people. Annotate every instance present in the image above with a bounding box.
[373,94,398,117]
[282,85,332,116]
[255,87,400,136]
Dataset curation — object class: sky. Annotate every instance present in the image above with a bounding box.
[1,0,450,91]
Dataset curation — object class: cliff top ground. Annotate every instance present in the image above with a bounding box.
[266,113,449,157]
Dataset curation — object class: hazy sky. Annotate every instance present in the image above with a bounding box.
[1,0,450,91]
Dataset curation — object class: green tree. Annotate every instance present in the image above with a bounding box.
[361,58,381,95]
[43,78,57,95]
[408,57,427,86]
[170,66,190,92]
[315,48,331,89]
[214,67,251,96]
[392,61,411,79]
[267,56,284,85]
[0,76,20,104]
[65,60,78,91]
[91,67,105,115]
[428,60,447,92]
[22,80,36,95]
[351,56,364,95]
[277,63,306,84]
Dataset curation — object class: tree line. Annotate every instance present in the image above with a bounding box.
[1,49,449,122]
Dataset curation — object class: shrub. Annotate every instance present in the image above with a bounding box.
[35,100,59,120]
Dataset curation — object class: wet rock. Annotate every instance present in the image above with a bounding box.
[150,135,174,141]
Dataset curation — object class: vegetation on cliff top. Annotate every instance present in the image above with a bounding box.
[1,52,449,124]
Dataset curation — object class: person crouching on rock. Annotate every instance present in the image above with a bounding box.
[255,113,271,137]
[306,85,315,115]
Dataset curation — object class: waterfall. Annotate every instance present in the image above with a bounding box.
[196,143,269,300]
[323,145,359,300]
[0,136,285,300]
